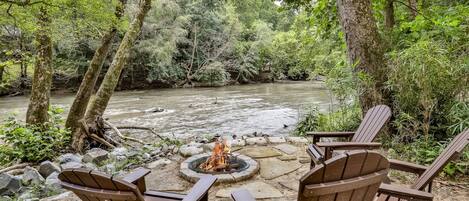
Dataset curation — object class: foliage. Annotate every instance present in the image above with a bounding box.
[194,61,230,86]
[0,106,70,165]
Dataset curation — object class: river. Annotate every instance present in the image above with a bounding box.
[0,82,332,139]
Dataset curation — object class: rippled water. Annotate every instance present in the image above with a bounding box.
[0,82,332,139]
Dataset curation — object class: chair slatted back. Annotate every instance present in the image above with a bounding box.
[412,129,469,190]
[352,105,392,142]
[59,168,144,201]
[299,150,389,201]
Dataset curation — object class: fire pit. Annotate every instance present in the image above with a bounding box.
[180,140,259,183]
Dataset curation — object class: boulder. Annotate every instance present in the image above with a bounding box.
[109,147,128,161]
[60,162,84,170]
[18,189,35,200]
[231,139,246,147]
[57,153,82,164]
[245,137,268,145]
[45,172,62,191]
[22,166,45,185]
[147,158,172,169]
[0,173,21,195]
[267,136,286,144]
[179,143,204,157]
[38,161,61,178]
[83,148,109,164]
[40,191,80,201]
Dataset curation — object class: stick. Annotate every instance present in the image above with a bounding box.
[102,120,145,144]
[0,163,32,173]
[7,169,24,175]
[81,120,116,149]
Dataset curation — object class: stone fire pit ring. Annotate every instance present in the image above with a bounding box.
[180,153,259,183]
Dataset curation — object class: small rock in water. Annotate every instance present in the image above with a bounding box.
[83,148,109,164]
[0,173,21,196]
[38,161,61,178]
[22,166,45,185]
[145,107,164,113]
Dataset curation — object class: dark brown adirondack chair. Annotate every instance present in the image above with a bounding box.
[307,105,391,164]
[377,129,469,201]
[231,150,430,201]
[58,167,217,201]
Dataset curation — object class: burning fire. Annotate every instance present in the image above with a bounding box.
[199,139,231,172]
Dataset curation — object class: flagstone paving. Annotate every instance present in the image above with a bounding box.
[236,146,282,158]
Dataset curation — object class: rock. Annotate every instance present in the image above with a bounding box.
[279,180,299,191]
[40,191,80,201]
[83,163,97,170]
[230,139,246,147]
[60,162,84,170]
[18,190,35,200]
[278,155,297,161]
[245,137,267,145]
[215,181,283,199]
[172,146,179,154]
[83,148,109,164]
[45,172,62,191]
[202,142,215,152]
[38,161,61,178]
[57,153,82,164]
[259,158,301,180]
[110,147,128,159]
[237,147,281,158]
[0,173,21,195]
[298,156,311,164]
[145,107,164,113]
[147,158,172,169]
[267,136,286,144]
[142,153,151,160]
[179,143,204,157]
[103,164,116,174]
[1,196,13,201]
[274,144,298,155]
[22,166,45,185]
[286,137,309,144]
[150,148,162,156]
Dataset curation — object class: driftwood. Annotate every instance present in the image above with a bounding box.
[102,120,145,144]
[7,169,25,175]
[0,163,31,173]
[114,126,164,140]
[80,120,116,149]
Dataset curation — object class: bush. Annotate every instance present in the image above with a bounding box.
[195,61,230,86]
[0,107,70,165]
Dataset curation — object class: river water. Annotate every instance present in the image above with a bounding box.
[0,82,332,139]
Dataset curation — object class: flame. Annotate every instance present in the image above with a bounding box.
[199,138,231,172]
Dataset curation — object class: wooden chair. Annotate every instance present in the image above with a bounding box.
[231,150,431,201]
[377,129,469,201]
[58,167,217,201]
[306,105,391,164]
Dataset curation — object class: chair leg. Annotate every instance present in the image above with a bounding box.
[200,193,208,201]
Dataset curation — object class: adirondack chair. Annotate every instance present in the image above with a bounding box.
[231,150,430,201]
[377,129,469,201]
[306,105,391,164]
[58,167,217,201]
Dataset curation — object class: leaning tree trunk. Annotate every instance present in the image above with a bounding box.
[65,0,126,132]
[71,0,152,152]
[26,6,53,125]
[384,0,395,30]
[336,0,388,112]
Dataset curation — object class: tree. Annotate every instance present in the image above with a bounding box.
[72,0,153,151]
[26,6,53,125]
[65,0,126,132]
[384,0,395,30]
[336,0,388,112]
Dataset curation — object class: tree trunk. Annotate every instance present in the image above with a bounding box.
[336,0,388,112]
[71,0,152,151]
[384,0,395,30]
[65,0,126,132]
[0,64,4,83]
[408,0,418,20]
[26,6,53,125]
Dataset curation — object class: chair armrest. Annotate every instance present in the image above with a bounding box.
[389,159,427,175]
[122,167,151,183]
[182,175,217,201]
[378,183,433,201]
[231,189,256,201]
[316,142,382,150]
[307,144,324,162]
[305,132,355,143]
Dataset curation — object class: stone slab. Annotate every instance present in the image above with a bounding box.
[216,181,283,199]
[267,136,286,144]
[274,144,298,155]
[259,158,301,180]
[245,137,268,145]
[237,147,281,158]
[279,180,299,191]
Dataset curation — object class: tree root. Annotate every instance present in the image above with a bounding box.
[103,120,145,144]
[7,169,24,175]
[0,163,32,173]
[80,120,115,149]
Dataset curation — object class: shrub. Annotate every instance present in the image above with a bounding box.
[195,61,230,86]
[0,107,70,165]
